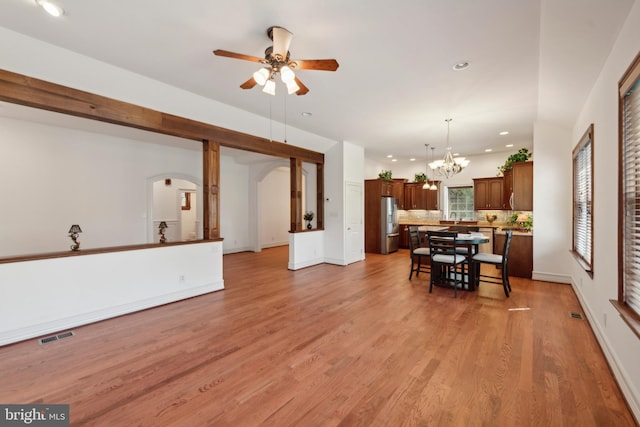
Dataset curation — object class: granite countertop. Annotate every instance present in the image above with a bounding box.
[494,228,533,237]
[398,220,507,228]
[399,220,533,235]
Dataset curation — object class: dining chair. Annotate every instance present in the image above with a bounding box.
[427,230,466,298]
[471,230,513,297]
[408,226,430,279]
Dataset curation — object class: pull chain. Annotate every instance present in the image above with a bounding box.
[284,93,288,144]
[269,96,273,142]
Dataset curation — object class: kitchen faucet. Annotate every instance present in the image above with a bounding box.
[450,212,458,224]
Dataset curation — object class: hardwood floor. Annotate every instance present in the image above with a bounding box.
[0,246,636,426]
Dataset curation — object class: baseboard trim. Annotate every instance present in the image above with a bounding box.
[0,281,224,346]
[571,280,640,422]
[324,257,348,266]
[223,246,254,254]
[288,257,324,270]
[532,271,571,284]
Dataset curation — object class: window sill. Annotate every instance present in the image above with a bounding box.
[610,300,640,339]
[570,250,593,278]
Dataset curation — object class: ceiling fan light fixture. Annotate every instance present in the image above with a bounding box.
[36,0,64,17]
[262,79,276,96]
[286,80,300,95]
[253,68,270,86]
[280,65,295,83]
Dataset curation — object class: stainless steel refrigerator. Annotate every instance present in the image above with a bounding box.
[380,196,399,254]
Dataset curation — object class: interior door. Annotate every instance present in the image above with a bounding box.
[346,181,364,264]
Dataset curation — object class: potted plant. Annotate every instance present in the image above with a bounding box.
[378,170,393,181]
[304,211,314,229]
[414,172,427,183]
[498,148,532,175]
[509,212,533,231]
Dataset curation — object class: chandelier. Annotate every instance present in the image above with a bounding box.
[422,144,437,190]
[429,118,469,179]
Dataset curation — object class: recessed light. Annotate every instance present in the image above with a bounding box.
[386,155,393,158]
[409,158,416,162]
[391,159,397,162]
[505,144,514,148]
[485,149,493,152]
[452,61,470,71]
[301,112,312,117]
[499,131,509,136]
[36,0,64,17]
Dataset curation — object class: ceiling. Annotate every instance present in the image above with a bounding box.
[0,0,634,166]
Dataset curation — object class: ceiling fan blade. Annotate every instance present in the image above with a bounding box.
[294,77,309,96]
[240,77,258,89]
[213,49,264,63]
[290,59,339,71]
[269,26,293,58]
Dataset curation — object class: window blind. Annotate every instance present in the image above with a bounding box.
[622,78,640,315]
[573,129,592,270]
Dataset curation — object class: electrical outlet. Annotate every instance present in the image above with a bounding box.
[179,275,185,284]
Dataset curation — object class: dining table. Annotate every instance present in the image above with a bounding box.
[419,231,490,292]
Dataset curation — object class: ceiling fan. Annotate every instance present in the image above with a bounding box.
[213,26,339,96]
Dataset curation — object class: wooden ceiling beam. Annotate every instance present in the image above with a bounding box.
[0,68,324,164]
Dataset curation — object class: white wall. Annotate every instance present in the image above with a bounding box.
[569,1,640,419]
[0,242,223,346]
[531,121,572,283]
[0,116,201,256]
[259,167,291,248]
[322,141,365,266]
[219,154,251,253]
[0,26,341,344]
[153,178,199,243]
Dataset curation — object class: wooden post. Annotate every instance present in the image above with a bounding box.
[203,140,220,239]
[290,158,303,232]
[316,163,324,229]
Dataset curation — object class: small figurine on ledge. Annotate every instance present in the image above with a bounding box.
[158,221,168,243]
[304,211,314,230]
[68,224,82,251]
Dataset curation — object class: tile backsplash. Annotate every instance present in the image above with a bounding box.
[398,209,531,223]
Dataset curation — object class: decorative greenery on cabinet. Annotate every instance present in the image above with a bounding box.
[498,148,532,175]
[414,172,427,182]
[378,170,393,181]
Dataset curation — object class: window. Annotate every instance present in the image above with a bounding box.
[618,52,640,330]
[447,186,474,220]
[572,124,593,274]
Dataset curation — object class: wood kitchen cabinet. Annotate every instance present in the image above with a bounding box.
[473,177,504,210]
[399,224,411,249]
[404,182,439,210]
[391,179,406,209]
[494,232,533,278]
[503,161,533,211]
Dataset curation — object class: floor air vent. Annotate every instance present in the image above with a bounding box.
[569,311,584,320]
[38,331,75,345]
